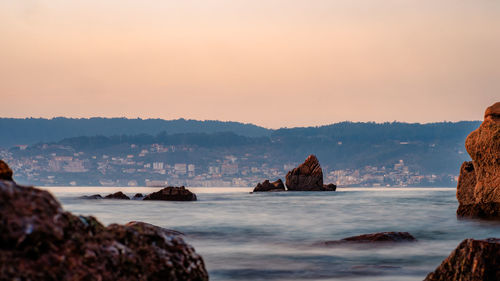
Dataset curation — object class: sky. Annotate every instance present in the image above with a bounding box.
[1,0,499,129]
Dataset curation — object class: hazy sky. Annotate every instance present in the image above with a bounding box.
[1,1,499,128]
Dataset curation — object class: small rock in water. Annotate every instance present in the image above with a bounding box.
[79,194,103,200]
[104,191,130,200]
[132,193,144,199]
[253,179,286,192]
[143,186,197,201]
[318,232,417,246]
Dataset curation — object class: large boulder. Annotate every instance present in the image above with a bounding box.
[253,179,286,192]
[0,160,13,181]
[425,238,500,281]
[143,186,197,201]
[0,161,208,280]
[456,102,500,218]
[285,155,336,191]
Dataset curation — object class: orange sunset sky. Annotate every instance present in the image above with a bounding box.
[1,0,499,128]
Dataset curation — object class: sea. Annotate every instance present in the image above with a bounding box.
[42,186,500,281]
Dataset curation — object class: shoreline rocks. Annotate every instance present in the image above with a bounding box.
[253,179,285,192]
[0,176,208,280]
[425,238,500,281]
[456,102,500,219]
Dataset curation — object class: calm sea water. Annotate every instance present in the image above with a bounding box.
[43,187,500,281]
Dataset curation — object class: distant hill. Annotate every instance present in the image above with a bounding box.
[0,117,272,148]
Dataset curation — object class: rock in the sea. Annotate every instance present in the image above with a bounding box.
[253,179,286,192]
[104,191,130,200]
[0,160,13,181]
[132,193,144,199]
[456,102,500,218]
[80,194,103,199]
[425,238,500,281]
[319,232,417,246]
[285,155,336,191]
[323,183,337,191]
[143,186,197,201]
[0,179,208,281]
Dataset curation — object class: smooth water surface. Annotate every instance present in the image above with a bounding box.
[44,187,500,281]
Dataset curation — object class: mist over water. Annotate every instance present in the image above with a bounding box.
[47,187,500,281]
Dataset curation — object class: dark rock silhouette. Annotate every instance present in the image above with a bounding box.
[0,178,208,280]
[285,155,336,191]
[457,102,500,218]
[319,232,416,246]
[143,186,197,201]
[425,238,500,281]
[104,191,130,200]
[80,194,103,199]
[253,179,285,192]
[0,160,13,181]
[132,193,144,199]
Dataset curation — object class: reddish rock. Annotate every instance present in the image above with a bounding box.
[285,155,336,191]
[319,232,416,246]
[0,160,13,181]
[253,179,286,192]
[104,191,130,200]
[457,102,500,218]
[425,238,500,281]
[143,186,197,201]
[0,179,208,281]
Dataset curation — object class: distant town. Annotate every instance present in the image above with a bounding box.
[1,142,458,187]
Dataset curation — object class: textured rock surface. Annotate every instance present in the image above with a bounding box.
[457,102,500,218]
[0,179,208,281]
[285,155,336,191]
[143,186,197,201]
[104,191,130,200]
[253,179,286,192]
[0,160,13,181]
[425,238,500,281]
[319,232,416,246]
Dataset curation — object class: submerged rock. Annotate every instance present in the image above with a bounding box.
[79,194,103,199]
[457,102,500,218]
[104,191,130,200]
[143,186,197,201]
[425,238,500,281]
[319,232,417,246]
[253,179,286,192]
[285,155,337,191]
[0,160,13,181]
[0,179,208,281]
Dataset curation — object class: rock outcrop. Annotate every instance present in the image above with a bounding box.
[104,191,130,200]
[285,155,337,191]
[80,194,103,199]
[0,160,13,181]
[0,178,208,280]
[318,232,416,246]
[253,179,285,192]
[425,238,500,281]
[456,102,500,218]
[143,186,197,201]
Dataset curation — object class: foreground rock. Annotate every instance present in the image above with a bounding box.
[285,155,337,191]
[253,179,285,192]
[425,238,500,281]
[0,160,13,181]
[143,186,197,201]
[456,102,500,218]
[104,191,130,200]
[0,179,208,280]
[318,232,416,246]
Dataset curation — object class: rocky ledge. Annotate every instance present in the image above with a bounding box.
[0,178,208,280]
[456,102,500,218]
[317,232,417,246]
[425,238,500,281]
[252,155,336,192]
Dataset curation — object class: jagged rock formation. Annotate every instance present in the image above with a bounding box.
[285,155,336,191]
[0,160,13,181]
[425,238,500,281]
[456,102,500,218]
[318,232,416,246]
[143,186,197,201]
[0,165,208,280]
[253,179,286,192]
[104,191,130,200]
